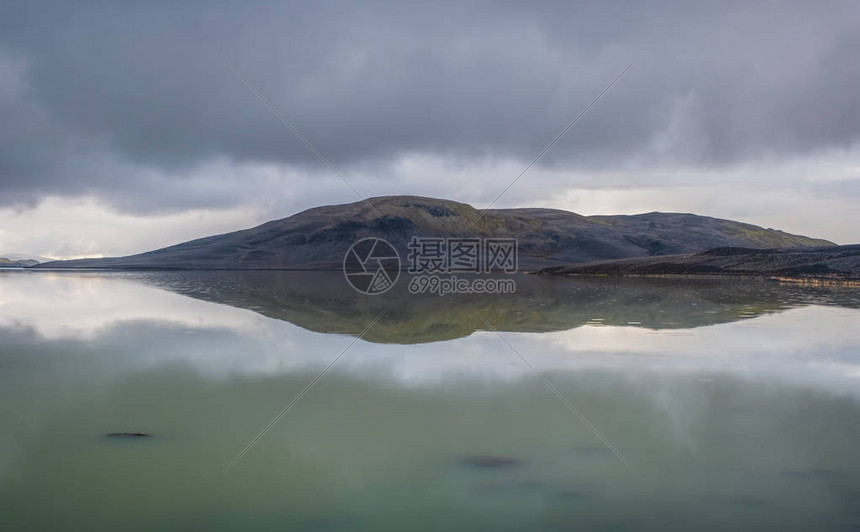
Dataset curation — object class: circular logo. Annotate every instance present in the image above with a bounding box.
[343,237,401,295]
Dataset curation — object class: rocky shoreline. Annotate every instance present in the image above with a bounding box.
[539,245,860,286]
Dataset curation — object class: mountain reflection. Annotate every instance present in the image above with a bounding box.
[129,271,860,344]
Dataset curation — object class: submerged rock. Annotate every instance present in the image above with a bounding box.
[460,455,522,469]
[105,432,151,438]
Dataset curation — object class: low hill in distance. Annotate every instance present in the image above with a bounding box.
[34,196,834,271]
[0,253,54,268]
[0,257,39,268]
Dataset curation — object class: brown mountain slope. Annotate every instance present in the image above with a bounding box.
[35,196,834,270]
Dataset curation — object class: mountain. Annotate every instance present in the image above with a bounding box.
[0,252,54,263]
[540,245,860,282]
[0,253,53,267]
[0,257,40,268]
[34,196,834,271]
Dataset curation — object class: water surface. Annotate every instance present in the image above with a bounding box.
[2,271,860,531]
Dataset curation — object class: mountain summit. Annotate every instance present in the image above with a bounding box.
[36,196,834,271]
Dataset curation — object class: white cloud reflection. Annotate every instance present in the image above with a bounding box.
[0,271,265,338]
[1,272,859,399]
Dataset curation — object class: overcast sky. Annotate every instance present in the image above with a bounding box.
[1,1,859,258]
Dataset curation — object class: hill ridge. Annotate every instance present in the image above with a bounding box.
[34,196,834,271]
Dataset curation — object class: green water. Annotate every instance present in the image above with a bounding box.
[2,271,860,531]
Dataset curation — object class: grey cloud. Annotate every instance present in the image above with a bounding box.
[0,1,859,210]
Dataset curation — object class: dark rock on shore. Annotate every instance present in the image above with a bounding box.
[540,244,860,282]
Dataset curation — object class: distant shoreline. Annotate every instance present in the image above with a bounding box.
[537,271,860,287]
[10,265,860,288]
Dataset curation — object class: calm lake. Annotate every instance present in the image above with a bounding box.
[2,270,860,531]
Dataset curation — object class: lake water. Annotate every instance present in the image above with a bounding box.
[2,270,860,531]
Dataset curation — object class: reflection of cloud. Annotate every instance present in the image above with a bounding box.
[339,309,860,398]
[531,306,860,393]
[4,273,860,488]
[545,305,860,355]
[0,272,266,339]
[2,272,860,401]
[6,272,860,526]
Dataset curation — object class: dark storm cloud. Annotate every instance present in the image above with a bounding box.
[0,1,859,210]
